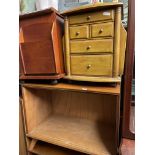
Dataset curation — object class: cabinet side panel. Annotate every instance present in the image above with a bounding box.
[22,87,53,133]
[53,14,65,74]
[19,99,27,155]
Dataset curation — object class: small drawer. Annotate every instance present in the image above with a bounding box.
[91,22,114,38]
[70,39,113,54]
[69,10,114,25]
[71,55,113,76]
[69,25,89,39]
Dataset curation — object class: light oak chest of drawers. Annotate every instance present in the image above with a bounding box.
[61,2,127,83]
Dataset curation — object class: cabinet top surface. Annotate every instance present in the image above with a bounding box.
[22,82,120,95]
[61,2,123,16]
[19,7,62,20]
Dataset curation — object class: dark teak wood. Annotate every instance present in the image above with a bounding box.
[19,8,65,80]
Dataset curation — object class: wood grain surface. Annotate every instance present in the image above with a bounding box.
[91,22,114,38]
[22,82,120,95]
[27,114,116,155]
[70,39,113,53]
[71,54,113,76]
[69,10,114,24]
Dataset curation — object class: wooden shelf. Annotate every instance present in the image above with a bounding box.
[23,82,120,95]
[29,140,85,155]
[27,114,116,155]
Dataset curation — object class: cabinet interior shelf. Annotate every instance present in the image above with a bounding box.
[29,139,85,155]
[27,114,115,155]
[22,83,120,155]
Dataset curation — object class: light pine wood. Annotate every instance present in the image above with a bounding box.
[64,17,70,76]
[29,139,38,151]
[22,84,120,155]
[113,7,121,77]
[71,55,113,76]
[119,23,127,75]
[27,114,116,155]
[70,39,113,53]
[19,98,27,155]
[91,22,114,38]
[69,25,89,39]
[69,10,114,25]
[22,88,53,133]
[64,75,121,82]
[29,140,85,155]
[23,83,120,95]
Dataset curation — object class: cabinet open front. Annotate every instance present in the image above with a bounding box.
[22,83,120,155]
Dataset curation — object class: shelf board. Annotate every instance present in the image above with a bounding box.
[27,114,116,155]
[22,82,120,95]
[29,140,84,155]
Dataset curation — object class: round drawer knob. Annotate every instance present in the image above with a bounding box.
[99,29,103,33]
[87,16,91,20]
[87,46,91,50]
[76,32,80,35]
[87,64,91,69]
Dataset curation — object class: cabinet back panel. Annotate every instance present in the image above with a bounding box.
[23,88,117,133]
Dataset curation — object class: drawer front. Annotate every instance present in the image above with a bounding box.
[70,39,113,53]
[69,10,114,24]
[71,55,113,76]
[69,25,89,39]
[91,22,114,38]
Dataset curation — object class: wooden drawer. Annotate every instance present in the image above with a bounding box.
[69,10,114,25]
[70,39,113,54]
[69,25,89,39]
[91,22,114,38]
[71,55,113,76]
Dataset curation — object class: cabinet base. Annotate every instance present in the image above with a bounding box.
[64,75,121,83]
[20,74,64,80]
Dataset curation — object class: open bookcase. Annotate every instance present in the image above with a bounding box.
[22,83,120,155]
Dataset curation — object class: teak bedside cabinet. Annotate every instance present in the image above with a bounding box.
[62,2,127,83]
[19,8,64,80]
[21,83,121,155]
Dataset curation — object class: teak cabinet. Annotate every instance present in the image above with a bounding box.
[62,2,127,83]
[21,83,121,155]
[19,8,64,80]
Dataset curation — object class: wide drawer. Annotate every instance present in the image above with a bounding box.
[70,39,113,53]
[71,55,113,76]
[69,10,114,24]
[69,25,89,39]
[91,22,114,38]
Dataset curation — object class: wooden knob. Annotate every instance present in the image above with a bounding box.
[99,29,103,33]
[87,16,91,20]
[87,46,91,50]
[76,32,80,35]
[87,64,91,69]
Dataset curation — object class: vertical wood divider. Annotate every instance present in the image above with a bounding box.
[64,17,70,76]
[113,7,121,77]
